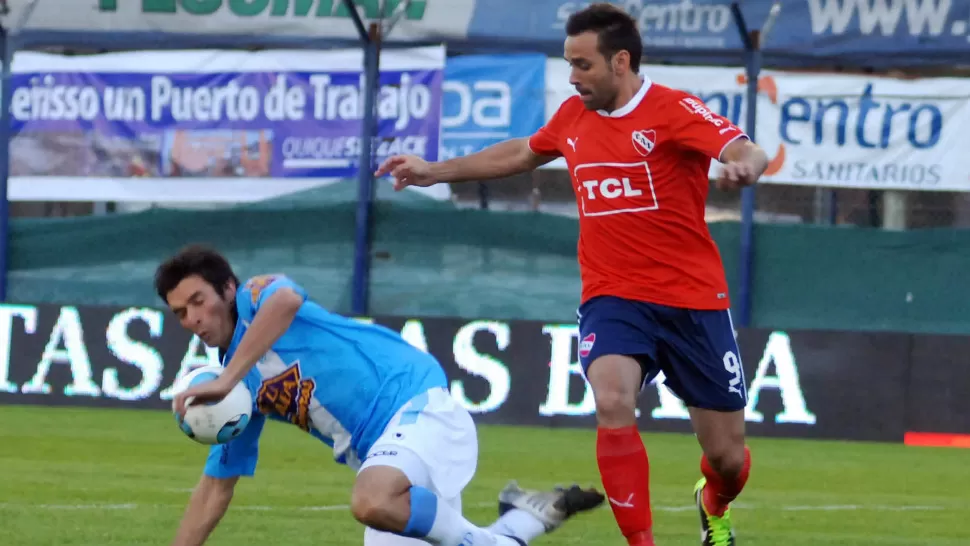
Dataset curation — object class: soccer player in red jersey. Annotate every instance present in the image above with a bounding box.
[376,4,768,546]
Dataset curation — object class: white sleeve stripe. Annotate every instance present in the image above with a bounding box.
[717,132,749,163]
[527,136,562,158]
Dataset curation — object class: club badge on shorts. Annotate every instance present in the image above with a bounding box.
[579,333,596,358]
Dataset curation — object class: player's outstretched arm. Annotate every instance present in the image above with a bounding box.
[376,137,556,190]
[716,138,769,191]
[170,475,237,546]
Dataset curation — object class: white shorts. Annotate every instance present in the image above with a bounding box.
[358,387,479,546]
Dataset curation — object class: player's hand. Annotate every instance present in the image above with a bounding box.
[375,155,437,190]
[173,378,233,419]
[715,161,758,191]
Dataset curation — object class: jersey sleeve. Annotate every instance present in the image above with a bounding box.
[527,98,576,157]
[203,411,266,478]
[670,92,748,162]
[237,274,309,320]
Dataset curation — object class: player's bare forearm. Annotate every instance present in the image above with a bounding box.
[735,141,769,184]
[221,288,302,386]
[430,138,556,183]
[719,139,769,187]
[171,476,236,546]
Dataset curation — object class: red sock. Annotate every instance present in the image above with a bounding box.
[701,446,752,517]
[596,426,654,546]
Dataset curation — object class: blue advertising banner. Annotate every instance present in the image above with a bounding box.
[8,47,445,202]
[3,0,968,69]
[465,0,970,67]
[775,0,970,64]
[440,54,547,160]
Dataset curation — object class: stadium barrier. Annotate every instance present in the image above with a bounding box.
[0,302,966,447]
[11,201,970,336]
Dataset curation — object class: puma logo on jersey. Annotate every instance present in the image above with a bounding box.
[567,137,579,152]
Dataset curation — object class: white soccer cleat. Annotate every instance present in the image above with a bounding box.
[497,480,605,532]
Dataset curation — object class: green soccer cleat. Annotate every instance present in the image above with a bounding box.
[694,477,736,546]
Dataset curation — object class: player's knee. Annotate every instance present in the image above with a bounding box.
[705,444,746,479]
[592,386,638,426]
[352,464,415,530]
[587,356,641,426]
[350,489,399,528]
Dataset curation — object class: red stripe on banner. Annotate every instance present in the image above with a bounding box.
[904,432,970,448]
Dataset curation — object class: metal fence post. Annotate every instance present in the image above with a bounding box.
[731,1,781,328]
[345,1,380,316]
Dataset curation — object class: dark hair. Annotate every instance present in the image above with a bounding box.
[154,244,240,303]
[566,3,642,73]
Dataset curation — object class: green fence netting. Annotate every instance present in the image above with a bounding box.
[7,181,968,334]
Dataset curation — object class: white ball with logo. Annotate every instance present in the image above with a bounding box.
[172,365,253,445]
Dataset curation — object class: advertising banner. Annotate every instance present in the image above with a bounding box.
[440,54,547,161]
[8,47,445,202]
[466,0,970,67]
[6,1,967,68]
[544,59,970,191]
[2,302,965,444]
[4,0,477,43]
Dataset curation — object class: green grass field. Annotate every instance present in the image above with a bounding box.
[0,405,965,545]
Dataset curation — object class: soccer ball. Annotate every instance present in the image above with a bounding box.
[172,365,253,445]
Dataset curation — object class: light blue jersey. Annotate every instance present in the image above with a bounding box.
[203,274,448,479]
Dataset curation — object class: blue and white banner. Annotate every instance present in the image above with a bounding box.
[8,46,446,203]
[544,59,970,191]
[466,0,970,68]
[440,54,547,160]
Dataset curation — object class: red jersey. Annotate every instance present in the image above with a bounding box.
[528,78,746,310]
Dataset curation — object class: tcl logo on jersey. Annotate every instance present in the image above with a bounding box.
[679,97,725,127]
[632,130,656,156]
[580,177,641,198]
[572,162,659,217]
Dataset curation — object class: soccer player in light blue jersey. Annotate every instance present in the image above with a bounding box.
[157,245,604,546]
